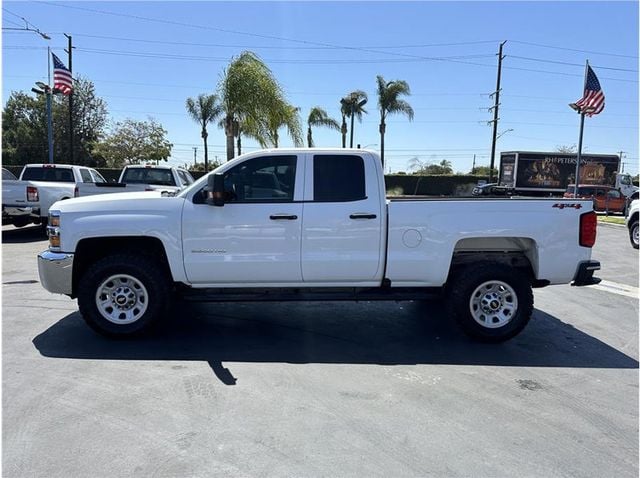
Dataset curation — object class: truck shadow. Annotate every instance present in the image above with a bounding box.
[1,225,46,244]
[32,300,638,384]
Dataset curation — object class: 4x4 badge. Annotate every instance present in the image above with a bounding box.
[553,203,583,209]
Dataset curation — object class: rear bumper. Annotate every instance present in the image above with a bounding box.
[571,260,601,286]
[2,205,36,217]
[38,250,74,295]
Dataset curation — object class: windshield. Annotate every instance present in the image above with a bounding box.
[121,168,176,186]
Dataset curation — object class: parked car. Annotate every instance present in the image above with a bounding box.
[626,199,638,249]
[39,148,600,343]
[76,164,195,197]
[564,185,627,214]
[472,183,514,197]
[2,164,106,228]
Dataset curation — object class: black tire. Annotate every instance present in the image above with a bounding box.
[629,220,639,249]
[446,262,534,343]
[77,254,171,337]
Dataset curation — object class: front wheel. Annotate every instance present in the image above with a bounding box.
[446,263,533,342]
[78,254,170,337]
[630,220,639,249]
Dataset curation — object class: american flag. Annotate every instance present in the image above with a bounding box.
[52,52,73,95]
[571,65,604,117]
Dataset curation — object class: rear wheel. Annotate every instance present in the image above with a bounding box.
[446,263,533,342]
[78,254,170,337]
[630,220,639,249]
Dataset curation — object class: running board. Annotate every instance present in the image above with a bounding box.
[178,286,444,303]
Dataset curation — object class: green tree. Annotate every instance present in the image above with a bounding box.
[376,75,414,168]
[218,51,285,161]
[340,90,368,148]
[186,93,222,172]
[93,118,172,168]
[2,77,108,166]
[409,157,453,175]
[470,166,498,176]
[264,103,303,148]
[556,144,578,153]
[306,107,340,147]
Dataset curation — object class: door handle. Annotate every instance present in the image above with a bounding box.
[349,213,377,220]
[270,214,298,220]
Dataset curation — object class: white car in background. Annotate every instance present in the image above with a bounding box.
[625,199,638,249]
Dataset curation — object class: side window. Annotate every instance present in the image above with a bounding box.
[607,190,621,199]
[313,155,365,202]
[79,169,93,183]
[90,169,106,183]
[223,155,296,203]
[178,170,193,186]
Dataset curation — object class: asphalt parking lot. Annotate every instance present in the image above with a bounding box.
[2,223,638,478]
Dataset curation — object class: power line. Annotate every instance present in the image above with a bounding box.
[508,55,638,73]
[33,1,505,70]
[509,40,638,59]
[52,32,501,50]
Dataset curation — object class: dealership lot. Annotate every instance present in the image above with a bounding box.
[2,223,638,478]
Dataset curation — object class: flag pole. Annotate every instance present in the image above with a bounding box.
[573,60,589,196]
[47,47,54,164]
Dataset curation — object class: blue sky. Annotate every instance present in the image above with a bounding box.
[2,1,638,175]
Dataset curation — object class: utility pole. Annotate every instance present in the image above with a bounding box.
[64,34,74,164]
[618,151,626,172]
[472,154,476,173]
[488,41,507,183]
[193,147,197,168]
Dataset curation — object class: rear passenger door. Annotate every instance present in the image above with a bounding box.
[301,153,384,283]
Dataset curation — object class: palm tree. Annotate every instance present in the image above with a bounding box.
[242,102,303,148]
[185,94,222,171]
[218,51,284,161]
[306,107,340,147]
[376,75,414,168]
[265,103,303,148]
[340,90,368,148]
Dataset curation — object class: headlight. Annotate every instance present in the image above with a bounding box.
[48,211,61,249]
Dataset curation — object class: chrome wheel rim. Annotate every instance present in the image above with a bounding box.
[95,274,148,325]
[469,280,518,329]
[633,224,639,246]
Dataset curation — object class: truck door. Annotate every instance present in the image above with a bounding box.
[301,153,384,283]
[182,154,304,284]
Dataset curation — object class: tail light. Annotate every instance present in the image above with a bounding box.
[27,186,39,202]
[579,211,597,247]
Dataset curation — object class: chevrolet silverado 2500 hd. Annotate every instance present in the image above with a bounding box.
[38,149,601,342]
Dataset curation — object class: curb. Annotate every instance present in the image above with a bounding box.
[597,221,626,229]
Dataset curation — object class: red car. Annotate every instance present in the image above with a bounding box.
[564,185,627,214]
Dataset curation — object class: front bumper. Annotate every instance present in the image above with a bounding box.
[37,250,74,295]
[571,260,601,286]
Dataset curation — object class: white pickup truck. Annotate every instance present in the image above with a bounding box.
[76,164,195,197]
[38,149,601,342]
[2,163,106,228]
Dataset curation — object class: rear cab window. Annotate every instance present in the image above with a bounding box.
[21,166,74,182]
[313,154,366,202]
[122,168,176,186]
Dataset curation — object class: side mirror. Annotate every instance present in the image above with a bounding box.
[206,174,225,207]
